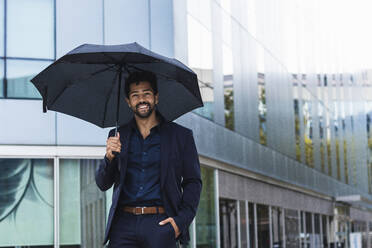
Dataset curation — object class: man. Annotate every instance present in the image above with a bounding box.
[95,71,202,248]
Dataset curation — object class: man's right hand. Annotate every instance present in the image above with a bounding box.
[105,132,121,162]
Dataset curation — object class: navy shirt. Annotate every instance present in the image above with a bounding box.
[119,118,163,207]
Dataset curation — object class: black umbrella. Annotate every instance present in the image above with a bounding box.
[31,42,203,133]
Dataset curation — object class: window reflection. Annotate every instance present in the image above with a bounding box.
[6,59,50,98]
[223,47,234,130]
[293,74,301,161]
[0,158,54,246]
[258,72,267,145]
[322,215,329,248]
[0,59,3,98]
[366,101,372,193]
[219,198,238,248]
[222,0,234,131]
[302,75,314,168]
[285,209,300,248]
[249,202,256,248]
[0,1,3,57]
[332,103,341,182]
[256,204,270,247]
[187,6,214,121]
[257,45,266,145]
[314,214,321,248]
[319,102,326,172]
[7,0,54,59]
[59,159,106,247]
[196,167,216,248]
[271,207,283,247]
[239,201,247,247]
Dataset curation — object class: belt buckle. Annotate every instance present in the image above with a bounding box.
[134,207,146,215]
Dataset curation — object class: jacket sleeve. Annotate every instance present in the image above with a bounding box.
[95,129,119,191]
[173,130,202,232]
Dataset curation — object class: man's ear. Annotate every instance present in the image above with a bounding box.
[125,97,130,107]
[155,94,159,105]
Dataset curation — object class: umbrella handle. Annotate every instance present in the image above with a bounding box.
[113,127,120,157]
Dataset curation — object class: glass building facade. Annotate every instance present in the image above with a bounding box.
[0,0,371,247]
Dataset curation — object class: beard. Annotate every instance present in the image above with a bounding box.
[133,102,154,118]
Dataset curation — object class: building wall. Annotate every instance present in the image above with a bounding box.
[0,0,371,247]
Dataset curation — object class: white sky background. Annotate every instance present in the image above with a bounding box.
[186,0,372,74]
[283,0,372,74]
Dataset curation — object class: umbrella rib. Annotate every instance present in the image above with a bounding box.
[126,64,203,105]
[67,63,118,87]
[102,69,120,127]
[49,64,117,108]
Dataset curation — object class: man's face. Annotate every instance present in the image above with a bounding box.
[126,81,158,119]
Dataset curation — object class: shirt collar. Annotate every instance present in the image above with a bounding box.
[130,112,165,134]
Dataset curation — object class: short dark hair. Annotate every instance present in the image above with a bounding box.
[124,71,158,98]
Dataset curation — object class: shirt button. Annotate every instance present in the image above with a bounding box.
[142,169,145,172]
[139,186,143,190]
[143,152,147,155]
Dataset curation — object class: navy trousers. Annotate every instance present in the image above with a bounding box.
[108,211,178,248]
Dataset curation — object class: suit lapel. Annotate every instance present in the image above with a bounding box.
[119,124,131,179]
[160,122,172,188]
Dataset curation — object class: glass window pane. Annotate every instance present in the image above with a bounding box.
[239,201,247,247]
[285,209,300,248]
[0,59,3,97]
[271,207,283,247]
[257,204,270,248]
[196,166,216,247]
[187,14,214,121]
[7,0,54,59]
[0,158,54,246]
[220,198,238,248]
[322,215,329,248]
[0,0,3,57]
[7,59,51,98]
[305,212,312,247]
[314,214,321,248]
[60,159,107,247]
[249,202,256,248]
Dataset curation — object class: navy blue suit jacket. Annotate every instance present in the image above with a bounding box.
[95,119,202,245]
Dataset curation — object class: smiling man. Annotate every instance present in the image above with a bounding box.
[95,71,202,248]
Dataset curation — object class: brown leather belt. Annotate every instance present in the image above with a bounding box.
[123,206,165,215]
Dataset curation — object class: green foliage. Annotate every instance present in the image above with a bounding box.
[224,89,234,131]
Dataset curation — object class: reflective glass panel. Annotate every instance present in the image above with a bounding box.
[0,0,3,57]
[7,0,54,59]
[0,158,54,246]
[271,207,283,247]
[196,166,216,248]
[187,14,214,121]
[305,212,312,247]
[6,59,51,98]
[322,215,329,248]
[0,59,3,97]
[257,46,266,145]
[219,198,238,248]
[221,0,234,131]
[293,74,301,161]
[314,214,321,248]
[248,202,256,248]
[285,209,300,248]
[257,204,270,248]
[60,159,107,247]
[239,201,247,247]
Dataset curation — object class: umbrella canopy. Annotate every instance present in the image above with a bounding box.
[31,42,203,128]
